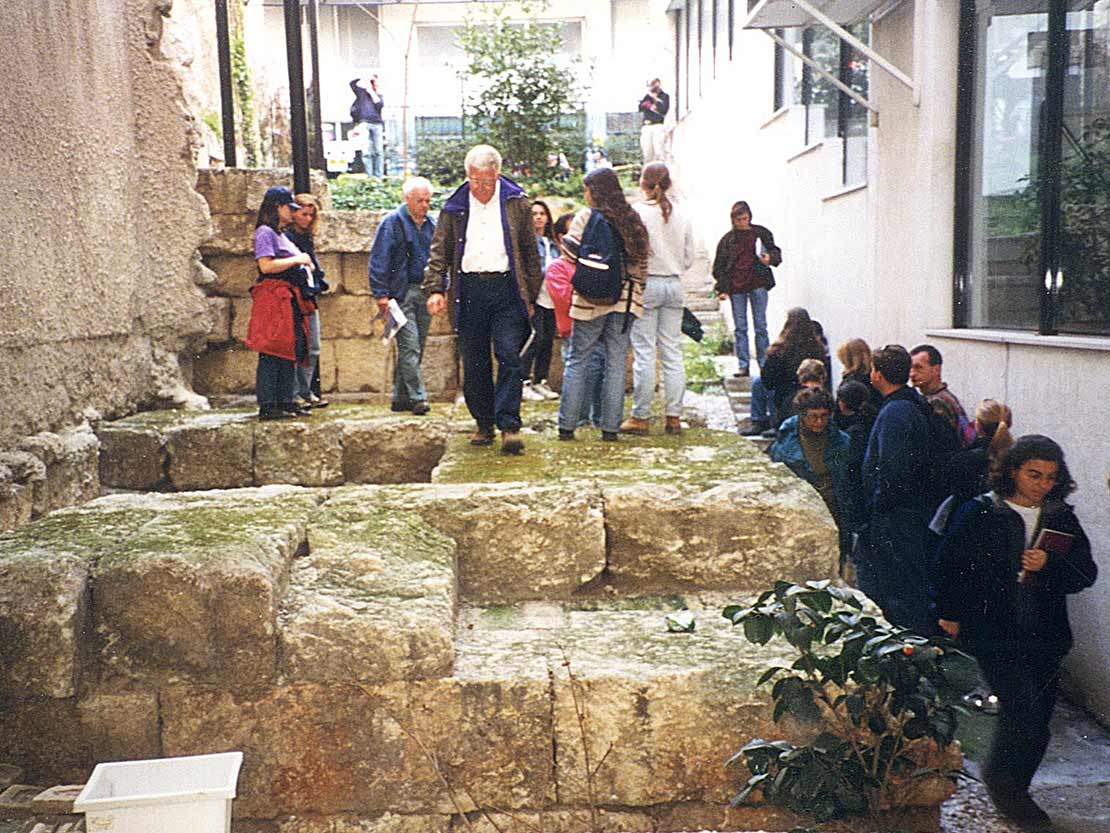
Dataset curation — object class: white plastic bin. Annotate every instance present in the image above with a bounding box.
[73,751,243,833]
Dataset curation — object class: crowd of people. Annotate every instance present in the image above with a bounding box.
[244,143,1096,831]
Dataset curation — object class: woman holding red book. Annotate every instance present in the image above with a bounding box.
[936,435,1098,830]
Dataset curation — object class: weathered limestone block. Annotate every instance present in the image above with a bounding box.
[91,488,319,687]
[161,677,553,819]
[255,420,344,487]
[279,509,456,684]
[340,253,372,295]
[316,340,338,393]
[331,484,606,603]
[206,296,232,343]
[0,451,41,531]
[332,337,390,392]
[264,814,451,833]
[192,345,258,395]
[314,210,380,253]
[201,214,255,256]
[316,252,342,288]
[204,253,258,298]
[341,417,450,484]
[0,507,155,698]
[318,294,374,339]
[231,296,252,342]
[166,414,255,490]
[603,476,839,594]
[428,309,455,336]
[420,336,459,395]
[196,168,330,218]
[97,423,166,490]
[17,427,100,518]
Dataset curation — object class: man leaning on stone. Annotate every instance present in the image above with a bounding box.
[423,145,542,455]
[370,176,436,415]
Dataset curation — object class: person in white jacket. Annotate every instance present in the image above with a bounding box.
[621,162,695,435]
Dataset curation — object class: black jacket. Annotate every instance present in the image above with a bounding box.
[711,226,782,296]
[937,494,1097,655]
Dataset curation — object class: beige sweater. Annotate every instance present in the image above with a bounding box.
[564,208,647,321]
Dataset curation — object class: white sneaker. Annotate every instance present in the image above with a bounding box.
[535,380,559,400]
[521,381,544,401]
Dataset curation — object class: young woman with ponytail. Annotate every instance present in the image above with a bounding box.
[620,162,695,435]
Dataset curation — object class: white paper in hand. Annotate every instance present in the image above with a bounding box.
[377,298,408,344]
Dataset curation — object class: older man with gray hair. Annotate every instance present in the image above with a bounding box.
[424,144,542,454]
[370,175,435,415]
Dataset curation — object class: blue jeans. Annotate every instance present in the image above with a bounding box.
[750,375,770,425]
[853,508,938,636]
[294,310,321,399]
[630,276,685,419]
[730,288,769,371]
[393,284,431,404]
[256,353,295,407]
[560,341,604,426]
[558,313,631,434]
[458,274,529,432]
[361,121,384,176]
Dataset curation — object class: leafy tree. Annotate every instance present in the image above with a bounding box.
[456,1,588,176]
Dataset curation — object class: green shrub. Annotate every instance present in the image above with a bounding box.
[723,580,971,824]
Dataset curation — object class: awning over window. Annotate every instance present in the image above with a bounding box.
[744,0,916,106]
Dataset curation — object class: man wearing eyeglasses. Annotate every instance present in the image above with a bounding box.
[424,144,542,455]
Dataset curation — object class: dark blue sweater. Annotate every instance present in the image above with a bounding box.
[862,386,930,516]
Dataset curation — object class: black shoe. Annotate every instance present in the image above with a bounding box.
[281,403,312,417]
[500,430,524,455]
[985,784,1051,830]
[733,368,750,378]
[411,401,431,416]
[601,431,619,442]
[391,400,414,412]
[742,420,769,437]
[558,429,575,441]
[470,427,495,446]
[259,407,296,421]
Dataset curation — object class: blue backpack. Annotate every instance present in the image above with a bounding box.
[572,210,627,304]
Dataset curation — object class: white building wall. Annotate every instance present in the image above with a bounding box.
[670,0,1110,723]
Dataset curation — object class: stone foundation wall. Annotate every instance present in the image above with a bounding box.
[0,1,213,451]
[191,169,461,399]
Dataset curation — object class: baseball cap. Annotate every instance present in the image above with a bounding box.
[264,186,300,209]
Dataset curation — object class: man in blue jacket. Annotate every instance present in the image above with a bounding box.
[422,145,542,454]
[856,344,936,635]
[369,176,435,415]
[350,75,385,176]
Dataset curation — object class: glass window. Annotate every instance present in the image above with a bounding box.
[960,0,1109,334]
[840,25,870,184]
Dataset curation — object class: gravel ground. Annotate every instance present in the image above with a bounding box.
[683,388,738,432]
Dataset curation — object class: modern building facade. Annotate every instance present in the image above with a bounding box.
[665,0,1109,721]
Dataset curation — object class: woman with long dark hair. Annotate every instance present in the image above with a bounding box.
[937,435,1097,829]
[556,167,648,441]
[244,186,315,420]
[757,307,825,432]
[522,200,559,401]
[621,161,694,435]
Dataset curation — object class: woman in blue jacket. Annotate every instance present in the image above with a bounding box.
[936,435,1097,829]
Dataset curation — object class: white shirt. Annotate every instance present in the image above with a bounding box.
[1005,500,1042,548]
[632,199,695,277]
[462,181,510,273]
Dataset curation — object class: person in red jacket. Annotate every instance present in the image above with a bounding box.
[245,186,315,420]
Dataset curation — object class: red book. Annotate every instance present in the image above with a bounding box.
[1033,528,1074,556]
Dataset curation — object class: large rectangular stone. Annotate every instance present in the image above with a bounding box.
[279,506,456,684]
[204,253,258,298]
[206,296,232,343]
[191,345,258,395]
[97,423,166,491]
[315,211,378,254]
[254,420,344,487]
[340,253,372,295]
[161,678,553,819]
[201,214,255,256]
[18,428,100,519]
[317,294,374,339]
[420,336,459,395]
[340,417,449,485]
[91,489,318,687]
[165,415,255,490]
[230,296,253,343]
[332,337,390,392]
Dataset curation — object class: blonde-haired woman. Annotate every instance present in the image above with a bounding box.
[287,193,330,407]
[836,337,882,410]
[620,161,695,435]
[946,399,1014,503]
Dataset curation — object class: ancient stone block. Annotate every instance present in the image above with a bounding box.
[18,427,100,519]
[196,168,329,218]
[340,253,372,295]
[332,483,606,603]
[97,423,165,491]
[254,420,344,487]
[192,345,258,395]
[316,340,338,394]
[315,210,380,254]
[204,253,258,298]
[91,489,318,687]
[316,252,342,291]
[0,479,33,532]
[0,506,155,698]
[332,337,390,393]
[340,417,449,484]
[230,296,253,343]
[76,690,161,764]
[317,294,374,339]
[428,309,455,336]
[161,677,553,819]
[166,415,255,490]
[279,509,456,684]
[420,336,459,395]
[201,214,255,256]
[206,296,232,343]
[31,784,85,814]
